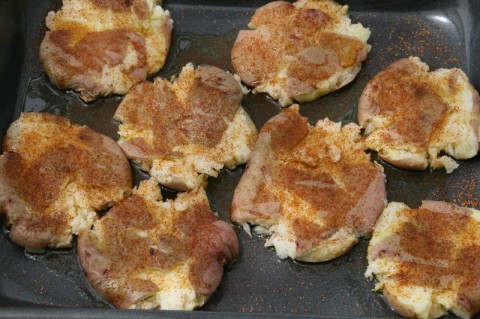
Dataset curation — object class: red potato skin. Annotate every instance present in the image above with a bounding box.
[358,58,480,170]
[345,167,386,237]
[78,188,239,309]
[40,0,172,102]
[231,107,386,261]
[231,108,309,223]
[0,113,132,251]
[114,65,243,160]
[369,200,480,319]
[231,0,369,105]
[40,29,149,102]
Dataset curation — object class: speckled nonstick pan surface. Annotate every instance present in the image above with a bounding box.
[0,0,479,318]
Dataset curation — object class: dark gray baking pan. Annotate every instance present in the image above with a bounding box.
[1,0,479,318]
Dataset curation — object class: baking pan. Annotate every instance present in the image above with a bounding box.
[1,0,479,318]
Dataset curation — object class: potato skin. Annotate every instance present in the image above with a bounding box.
[231,0,370,107]
[40,0,172,101]
[358,57,480,172]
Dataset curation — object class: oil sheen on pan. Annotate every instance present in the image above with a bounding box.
[0,0,479,318]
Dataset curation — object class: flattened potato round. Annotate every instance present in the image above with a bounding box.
[231,0,370,106]
[366,201,480,319]
[0,112,132,250]
[40,0,172,102]
[114,63,258,191]
[78,178,239,310]
[231,105,386,262]
[358,56,480,173]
